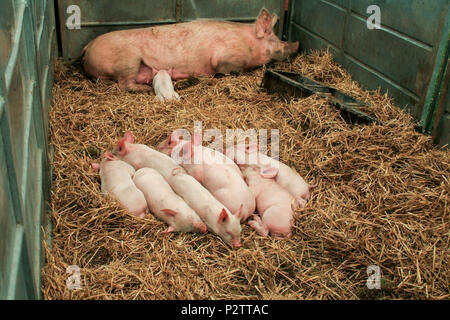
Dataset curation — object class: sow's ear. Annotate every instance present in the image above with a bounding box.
[255,8,273,38]
[271,14,278,28]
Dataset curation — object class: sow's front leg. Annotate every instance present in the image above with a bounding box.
[210,50,247,75]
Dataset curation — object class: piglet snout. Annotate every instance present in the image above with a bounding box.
[232,238,242,248]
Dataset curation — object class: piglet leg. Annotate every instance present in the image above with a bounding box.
[248,215,269,237]
[161,225,176,234]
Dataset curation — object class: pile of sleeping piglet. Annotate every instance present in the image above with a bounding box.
[85,7,316,248]
[91,129,316,248]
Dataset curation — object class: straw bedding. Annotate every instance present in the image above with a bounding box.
[41,50,449,300]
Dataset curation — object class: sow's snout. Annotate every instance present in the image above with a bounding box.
[269,39,300,62]
[285,41,299,55]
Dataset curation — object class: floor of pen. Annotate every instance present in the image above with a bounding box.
[41,50,449,299]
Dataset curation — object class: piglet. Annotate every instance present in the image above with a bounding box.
[133,168,206,233]
[91,152,148,218]
[114,131,242,247]
[170,169,243,247]
[228,143,317,208]
[241,165,297,238]
[153,70,180,102]
[157,130,256,222]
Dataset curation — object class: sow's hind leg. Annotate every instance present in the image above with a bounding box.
[116,59,153,92]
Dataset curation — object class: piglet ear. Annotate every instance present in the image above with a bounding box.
[91,162,100,171]
[169,129,184,144]
[245,143,259,154]
[168,132,177,145]
[156,137,169,151]
[167,135,174,146]
[217,208,229,224]
[234,204,244,219]
[124,131,134,143]
[260,166,279,178]
[180,141,194,160]
[117,138,128,156]
[161,208,178,216]
[104,152,117,161]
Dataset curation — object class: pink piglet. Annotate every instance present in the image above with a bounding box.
[91,152,148,218]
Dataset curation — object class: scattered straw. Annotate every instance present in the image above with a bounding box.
[41,50,449,300]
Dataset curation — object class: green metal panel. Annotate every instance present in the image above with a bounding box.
[181,0,282,23]
[431,55,449,147]
[0,0,55,299]
[288,0,449,129]
[57,0,284,61]
[0,123,21,299]
[57,0,177,61]
[420,13,449,137]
